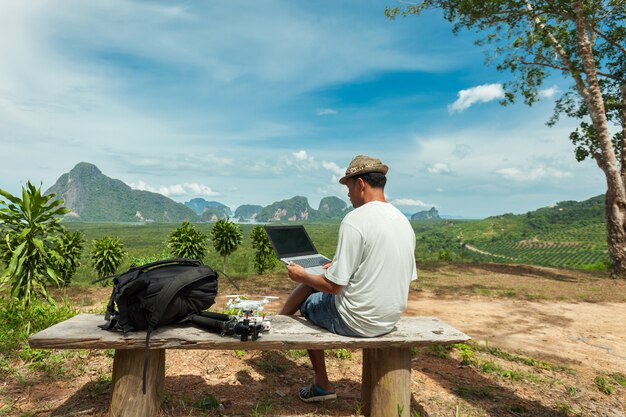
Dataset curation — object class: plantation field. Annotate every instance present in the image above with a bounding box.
[412,219,609,270]
[57,217,612,284]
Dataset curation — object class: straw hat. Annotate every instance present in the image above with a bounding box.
[339,155,389,185]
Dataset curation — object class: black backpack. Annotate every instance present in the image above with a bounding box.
[98,258,235,393]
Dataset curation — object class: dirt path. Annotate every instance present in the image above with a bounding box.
[406,291,626,373]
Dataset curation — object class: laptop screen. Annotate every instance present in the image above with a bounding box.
[264,225,317,257]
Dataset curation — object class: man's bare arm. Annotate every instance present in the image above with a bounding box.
[286,262,344,295]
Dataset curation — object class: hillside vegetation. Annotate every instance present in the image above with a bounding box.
[20,194,602,284]
[414,195,608,270]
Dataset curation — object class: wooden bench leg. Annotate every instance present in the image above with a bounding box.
[109,349,165,417]
[361,347,411,417]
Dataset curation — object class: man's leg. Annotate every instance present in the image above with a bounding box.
[279,283,315,315]
[279,285,333,394]
[308,349,332,391]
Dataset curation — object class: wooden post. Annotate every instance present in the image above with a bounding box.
[361,349,370,416]
[110,349,165,417]
[361,347,411,417]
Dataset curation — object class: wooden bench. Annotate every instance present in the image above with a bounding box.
[29,313,469,417]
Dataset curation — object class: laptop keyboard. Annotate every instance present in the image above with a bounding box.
[292,256,329,268]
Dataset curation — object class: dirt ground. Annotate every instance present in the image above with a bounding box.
[2,263,626,417]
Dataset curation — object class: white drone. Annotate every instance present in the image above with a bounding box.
[225,295,279,314]
[224,295,279,332]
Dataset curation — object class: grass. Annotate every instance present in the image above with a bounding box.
[449,342,573,384]
[594,375,617,395]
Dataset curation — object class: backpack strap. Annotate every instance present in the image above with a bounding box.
[139,258,201,272]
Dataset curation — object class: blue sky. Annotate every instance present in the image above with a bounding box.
[0,0,605,218]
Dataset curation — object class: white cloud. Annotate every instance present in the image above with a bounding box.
[448,83,505,113]
[130,181,219,197]
[390,198,436,208]
[322,161,345,177]
[293,150,309,160]
[539,86,560,99]
[427,162,450,174]
[317,108,338,115]
[496,166,573,182]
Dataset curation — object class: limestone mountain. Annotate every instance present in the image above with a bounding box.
[45,162,199,222]
[316,196,350,220]
[185,198,231,221]
[234,205,263,221]
[411,207,441,220]
[256,196,314,222]
[253,196,348,222]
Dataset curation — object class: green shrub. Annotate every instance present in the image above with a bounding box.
[0,182,70,306]
[0,297,77,371]
[210,219,243,273]
[90,236,126,279]
[250,225,277,274]
[167,221,209,260]
[53,229,85,286]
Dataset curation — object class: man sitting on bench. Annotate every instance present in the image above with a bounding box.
[280,154,417,402]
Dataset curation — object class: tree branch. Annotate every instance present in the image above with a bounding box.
[524,0,590,101]
[593,27,626,56]
[596,71,626,82]
[517,59,569,72]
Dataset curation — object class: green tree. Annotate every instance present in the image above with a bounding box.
[387,0,626,277]
[0,182,70,306]
[52,229,85,286]
[210,219,243,273]
[167,221,209,260]
[90,236,126,279]
[250,225,277,274]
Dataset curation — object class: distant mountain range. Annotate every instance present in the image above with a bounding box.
[44,162,353,223]
[46,162,599,224]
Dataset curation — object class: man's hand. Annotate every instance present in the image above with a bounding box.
[285,261,344,295]
[286,262,307,283]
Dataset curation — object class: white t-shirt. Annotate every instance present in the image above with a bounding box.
[324,201,417,337]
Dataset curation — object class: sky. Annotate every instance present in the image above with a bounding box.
[0,0,607,218]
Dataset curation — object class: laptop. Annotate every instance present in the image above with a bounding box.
[264,225,331,274]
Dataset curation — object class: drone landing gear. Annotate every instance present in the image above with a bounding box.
[187,311,264,341]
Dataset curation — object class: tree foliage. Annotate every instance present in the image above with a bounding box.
[52,229,85,286]
[167,221,209,260]
[250,225,277,274]
[0,182,70,306]
[210,219,243,273]
[90,236,126,279]
[387,0,626,276]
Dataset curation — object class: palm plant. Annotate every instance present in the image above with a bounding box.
[210,219,242,273]
[0,182,70,306]
[52,229,85,286]
[167,221,209,260]
[90,236,126,279]
[250,225,277,274]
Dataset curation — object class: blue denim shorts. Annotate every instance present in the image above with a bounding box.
[300,292,362,337]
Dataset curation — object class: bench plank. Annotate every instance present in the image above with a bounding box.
[29,313,469,350]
